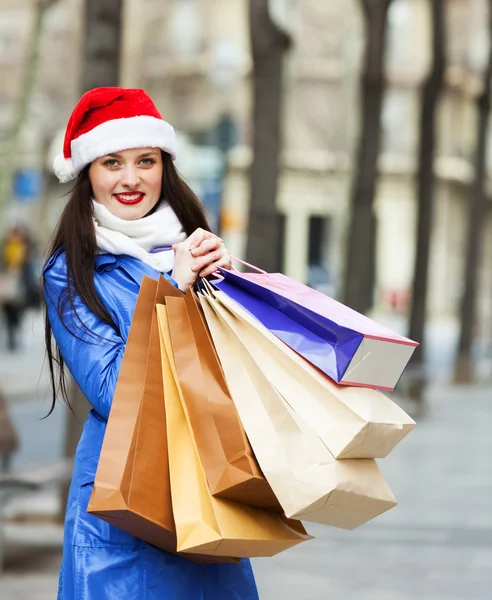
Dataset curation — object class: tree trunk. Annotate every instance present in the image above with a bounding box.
[245,0,291,272]
[342,0,393,314]
[60,0,123,521]
[454,2,492,383]
[0,0,60,216]
[407,0,446,399]
[82,0,124,92]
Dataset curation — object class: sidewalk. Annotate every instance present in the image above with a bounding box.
[253,382,492,600]
[0,310,50,404]
[0,382,490,599]
[0,523,62,600]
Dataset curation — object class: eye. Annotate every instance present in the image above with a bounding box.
[103,159,119,168]
[140,158,156,167]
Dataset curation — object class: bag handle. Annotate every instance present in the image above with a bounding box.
[196,257,267,294]
[230,256,268,275]
[198,277,217,297]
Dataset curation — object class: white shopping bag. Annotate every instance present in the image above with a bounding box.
[199,292,397,530]
[207,287,415,459]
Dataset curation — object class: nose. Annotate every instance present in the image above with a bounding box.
[120,165,141,189]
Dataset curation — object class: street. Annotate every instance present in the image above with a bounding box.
[0,311,491,599]
[253,383,492,599]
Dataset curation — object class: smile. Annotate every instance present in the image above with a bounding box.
[113,193,145,205]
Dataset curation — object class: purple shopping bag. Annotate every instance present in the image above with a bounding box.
[214,263,418,391]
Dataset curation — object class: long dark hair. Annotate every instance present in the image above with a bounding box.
[43,152,211,415]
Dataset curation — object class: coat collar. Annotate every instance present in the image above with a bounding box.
[95,253,161,286]
[43,250,162,287]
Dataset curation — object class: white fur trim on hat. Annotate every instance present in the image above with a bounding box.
[53,115,177,183]
[53,153,77,184]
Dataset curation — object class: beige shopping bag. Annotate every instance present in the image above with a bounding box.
[164,292,279,510]
[205,286,415,459]
[156,304,310,558]
[199,292,397,530]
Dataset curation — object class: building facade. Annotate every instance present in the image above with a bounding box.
[2,0,491,331]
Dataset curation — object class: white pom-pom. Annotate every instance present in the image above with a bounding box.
[53,154,76,183]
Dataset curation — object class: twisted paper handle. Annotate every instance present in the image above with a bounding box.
[229,256,268,275]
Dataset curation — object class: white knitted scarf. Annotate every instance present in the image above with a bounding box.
[92,200,186,274]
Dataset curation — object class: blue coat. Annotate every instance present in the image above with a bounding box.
[44,250,259,600]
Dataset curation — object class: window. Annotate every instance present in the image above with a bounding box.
[386,0,413,66]
[381,87,417,156]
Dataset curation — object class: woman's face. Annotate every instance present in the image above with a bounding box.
[88,147,163,220]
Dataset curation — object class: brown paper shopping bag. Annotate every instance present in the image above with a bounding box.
[164,291,279,510]
[88,276,239,564]
[157,304,310,558]
[208,288,415,459]
[87,276,185,550]
[200,292,398,530]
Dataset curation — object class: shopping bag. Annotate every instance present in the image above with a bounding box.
[215,263,418,390]
[157,304,310,557]
[199,291,398,529]
[205,287,415,459]
[165,291,280,510]
[87,276,179,551]
[88,276,240,564]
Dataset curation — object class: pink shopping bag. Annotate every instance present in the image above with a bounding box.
[215,260,418,391]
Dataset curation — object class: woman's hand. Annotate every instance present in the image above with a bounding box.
[190,231,231,277]
[171,228,231,292]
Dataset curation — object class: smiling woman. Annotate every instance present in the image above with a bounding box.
[41,87,250,600]
[89,148,164,219]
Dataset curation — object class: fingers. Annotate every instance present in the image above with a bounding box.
[185,228,207,251]
[187,228,220,250]
[190,236,221,257]
[192,249,223,273]
[198,254,231,278]
[187,228,224,250]
[199,264,221,278]
[174,227,230,282]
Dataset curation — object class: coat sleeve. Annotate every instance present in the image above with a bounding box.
[43,253,125,421]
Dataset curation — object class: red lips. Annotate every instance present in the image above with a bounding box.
[113,192,145,205]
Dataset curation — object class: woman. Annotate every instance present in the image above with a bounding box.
[43,87,258,599]
[1,227,29,351]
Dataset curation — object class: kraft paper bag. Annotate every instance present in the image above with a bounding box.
[89,277,236,565]
[206,288,415,459]
[157,304,310,558]
[215,268,418,391]
[88,276,178,551]
[165,291,280,510]
[199,292,398,530]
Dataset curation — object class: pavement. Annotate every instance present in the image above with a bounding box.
[0,311,491,599]
[253,382,492,600]
[0,309,51,405]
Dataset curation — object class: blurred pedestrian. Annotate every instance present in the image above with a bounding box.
[1,227,28,351]
[43,88,253,600]
[18,225,42,311]
[0,226,41,352]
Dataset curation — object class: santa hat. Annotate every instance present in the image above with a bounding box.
[53,87,177,183]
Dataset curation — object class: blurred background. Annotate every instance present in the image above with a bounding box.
[0,0,491,598]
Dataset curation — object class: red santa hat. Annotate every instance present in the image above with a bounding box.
[53,87,177,183]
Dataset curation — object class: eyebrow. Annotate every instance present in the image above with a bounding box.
[105,150,159,159]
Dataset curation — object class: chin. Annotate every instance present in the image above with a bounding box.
[112,200,157,220]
